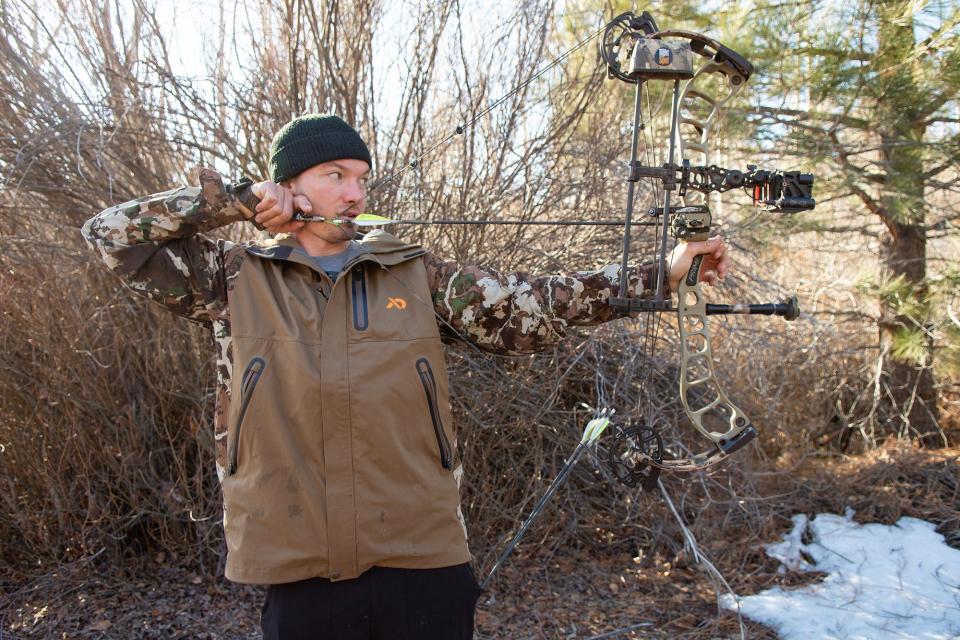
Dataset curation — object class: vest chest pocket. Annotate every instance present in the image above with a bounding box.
[228,357,266,475]
[347,262,442,342]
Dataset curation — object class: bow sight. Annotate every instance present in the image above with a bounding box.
[598,11,817,487]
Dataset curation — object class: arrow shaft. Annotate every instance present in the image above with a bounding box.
[480,441,590,591]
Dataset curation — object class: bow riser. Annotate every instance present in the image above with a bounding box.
[678,255,758,453]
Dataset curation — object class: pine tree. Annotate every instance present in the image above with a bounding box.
[746,0,959,443]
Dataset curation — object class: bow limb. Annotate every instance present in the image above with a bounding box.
[669,31,751,195]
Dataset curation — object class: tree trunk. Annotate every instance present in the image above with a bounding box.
[875,0,942,444]
[878,223,941,443]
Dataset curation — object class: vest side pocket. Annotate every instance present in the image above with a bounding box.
[228,356,266,475]
[415,357,452,470]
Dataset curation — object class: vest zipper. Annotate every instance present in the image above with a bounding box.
[416,358,452,470]
[228,357,266,475]
[313,270,330,300]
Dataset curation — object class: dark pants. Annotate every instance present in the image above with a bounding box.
[260,563,481,640]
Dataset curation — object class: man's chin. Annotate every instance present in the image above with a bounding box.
[300,219,355,241]
[335,222,357,239]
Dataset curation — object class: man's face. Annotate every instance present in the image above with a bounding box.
[287,158,370,242]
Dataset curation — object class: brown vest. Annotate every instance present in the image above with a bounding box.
[221,231,470,584]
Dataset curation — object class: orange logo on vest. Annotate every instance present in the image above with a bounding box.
[386,297,407,310]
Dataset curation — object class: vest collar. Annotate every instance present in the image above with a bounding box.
[242,230,425,270]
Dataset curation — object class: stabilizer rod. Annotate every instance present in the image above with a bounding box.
[705,296,800,320]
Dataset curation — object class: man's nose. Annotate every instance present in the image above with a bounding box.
[343,178,365,203]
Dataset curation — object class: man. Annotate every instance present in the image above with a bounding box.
[82,114,729,639]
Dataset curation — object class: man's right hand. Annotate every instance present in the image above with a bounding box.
[249,181,310,234]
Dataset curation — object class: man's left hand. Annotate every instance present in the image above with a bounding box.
[667,236,730,292]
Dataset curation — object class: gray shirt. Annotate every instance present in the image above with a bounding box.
[310,241,364,282]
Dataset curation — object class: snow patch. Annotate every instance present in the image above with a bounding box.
[722,512,960,639]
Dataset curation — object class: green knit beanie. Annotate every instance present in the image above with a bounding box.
[269,114,372,182]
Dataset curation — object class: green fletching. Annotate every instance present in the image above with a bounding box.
[354,213,397,226]
[581,416,611,445]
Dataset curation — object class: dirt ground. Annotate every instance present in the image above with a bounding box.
[4,444,956,640]
[0,550,779,640]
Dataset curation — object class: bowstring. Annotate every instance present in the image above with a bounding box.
[640,81,666,436]
[608,75,694,469]
[345,14,622,412]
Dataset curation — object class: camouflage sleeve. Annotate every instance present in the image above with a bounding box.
[81,168,256,323]
[424,252,660,354]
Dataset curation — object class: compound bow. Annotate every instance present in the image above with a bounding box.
[592,11,814,492]
[239,9,816,589]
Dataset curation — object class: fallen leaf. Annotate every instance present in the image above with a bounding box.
[85,619,112,632]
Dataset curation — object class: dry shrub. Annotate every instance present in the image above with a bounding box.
[0,251,838,578]
[0,252,222,572]
[1,170,932,583]
[793,445,959,542]
[0,0,610,574]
